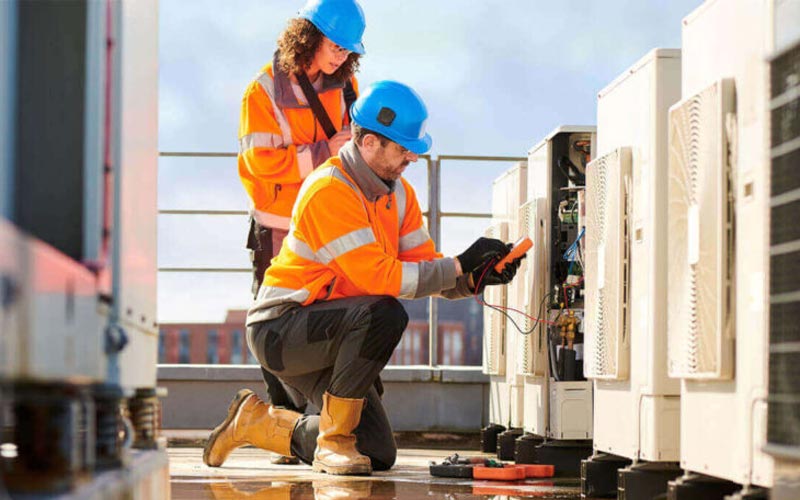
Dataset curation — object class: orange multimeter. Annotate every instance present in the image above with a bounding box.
[494,237,533,273]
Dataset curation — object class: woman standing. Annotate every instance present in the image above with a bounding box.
[214,0,365,467]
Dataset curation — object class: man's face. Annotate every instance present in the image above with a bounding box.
[368,140,419,181]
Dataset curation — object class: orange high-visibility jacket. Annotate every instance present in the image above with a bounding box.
[247,141,473,325]
[237,54,358,230]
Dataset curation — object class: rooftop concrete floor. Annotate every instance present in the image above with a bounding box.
[168,446,589,499]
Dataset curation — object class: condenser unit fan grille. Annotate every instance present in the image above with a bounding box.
[667,79,735,380]
[768,40,800,448]
[585,148,631,380]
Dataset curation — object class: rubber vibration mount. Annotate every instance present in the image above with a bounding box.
[667,473,743,500]
[497,428,524,461]
[480,424,506,454]
[581,453,632,498]
[617,462,682,500]
[524,440,593,477]
[514,433,545,464]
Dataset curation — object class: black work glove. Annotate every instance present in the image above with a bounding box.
[456,237,510,274]
[471,244,524,294]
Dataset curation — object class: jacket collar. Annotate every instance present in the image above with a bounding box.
[338,140,395,202]
[272,51,346,110]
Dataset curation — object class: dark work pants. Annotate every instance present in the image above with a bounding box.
[246,218,303,411]
[247,295,408,470]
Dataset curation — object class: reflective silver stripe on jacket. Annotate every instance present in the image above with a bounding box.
[296,163,359,202]
[285,227,375,265]
[239,132,283,152]
[318,227,376,264]
[256,71,293,146]
[285,233,318,262]
[247,285,311,325]
[256,285,311,305]
[399,227,431,253]
[331,166,359,193]
[395,179,407,229]
[294,163,365,215]
[399,261,419,298]
[295,166,337,210]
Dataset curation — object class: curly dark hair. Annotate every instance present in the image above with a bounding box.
[276,18,361,82]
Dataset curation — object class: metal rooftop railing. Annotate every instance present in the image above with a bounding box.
[158,151,525,367]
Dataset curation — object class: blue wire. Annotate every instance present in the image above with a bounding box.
[562,227,586,260]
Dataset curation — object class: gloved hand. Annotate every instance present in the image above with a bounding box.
[456,237,510,274]
[470,244,524,294]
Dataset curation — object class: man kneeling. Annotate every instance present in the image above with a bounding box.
[203,80,522,475]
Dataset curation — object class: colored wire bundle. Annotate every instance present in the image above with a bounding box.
[562,227,585,261]
[472,258,556,335]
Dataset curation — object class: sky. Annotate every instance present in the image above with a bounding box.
[157,0,702,323]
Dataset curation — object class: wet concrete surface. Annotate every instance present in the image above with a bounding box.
[169,447,593,499]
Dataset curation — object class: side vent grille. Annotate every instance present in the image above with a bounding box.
[482,222,508,376]
[585,147,631,380]
[518,200,547,376]
[667,79,736,380]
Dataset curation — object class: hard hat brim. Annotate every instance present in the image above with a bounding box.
[401,134,432,155]
[299,12,365,55]
[340,39,365,55]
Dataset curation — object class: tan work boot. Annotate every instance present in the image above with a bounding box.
[312,392,372,476]
[203,389,301,467]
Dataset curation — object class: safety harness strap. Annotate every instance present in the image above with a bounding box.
[296,72,338,139]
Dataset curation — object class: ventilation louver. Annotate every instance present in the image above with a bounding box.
[585,147,632,380]
[667,79,735,380]
[767,40,800,448]
[518,200,547,376]
[482,222,508,376]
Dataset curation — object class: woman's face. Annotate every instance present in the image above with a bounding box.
[310,37,351,76]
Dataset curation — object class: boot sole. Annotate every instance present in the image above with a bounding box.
[202,388,255,467]
[271,455,301,465]
[312,461,372,476]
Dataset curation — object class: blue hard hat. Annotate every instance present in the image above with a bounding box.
[298,0,366,55]
[351,81,433,155]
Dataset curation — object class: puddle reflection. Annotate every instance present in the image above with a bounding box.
[171,476,587,500]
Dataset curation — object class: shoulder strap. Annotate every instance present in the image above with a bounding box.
[343,79,357,123]
[296,72,337,140]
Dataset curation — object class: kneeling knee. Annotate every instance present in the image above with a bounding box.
[368,442,397,471]
[357,297,408,365]
[369,297,408,341]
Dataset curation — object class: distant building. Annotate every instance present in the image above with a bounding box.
[394,298,484,366]
[159,299,484,366]
[159,310,255,365]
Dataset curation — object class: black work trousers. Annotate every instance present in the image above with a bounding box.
[247,295,408,470]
